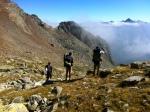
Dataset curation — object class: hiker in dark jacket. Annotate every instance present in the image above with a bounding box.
[45,62,52,82]
[64,52,73,81]
[92,46,104,75]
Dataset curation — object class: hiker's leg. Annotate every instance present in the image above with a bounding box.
[97,62,100,75]
[66,67,68,80]
[68,67,71,80]
[94,63,96,75]
[50,73,52,79]
[46,74,49,82]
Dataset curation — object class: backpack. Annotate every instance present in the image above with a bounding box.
[45,65,52,74]
[64,54,73,67]
[93,47,101,62]
[64,54,67,67]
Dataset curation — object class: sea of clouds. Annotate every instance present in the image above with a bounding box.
[80,21,150,64]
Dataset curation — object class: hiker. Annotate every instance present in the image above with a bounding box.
[64,52,73,81]
[92,46,104,75]
[45,62,52,82]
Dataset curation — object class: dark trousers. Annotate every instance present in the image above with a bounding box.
[94,61,100,75]
[46,72,52,81]
[66,66,71,80]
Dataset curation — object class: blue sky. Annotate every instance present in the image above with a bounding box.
[12,0,150,23]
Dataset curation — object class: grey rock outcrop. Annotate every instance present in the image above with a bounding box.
[99,69,112,78]
[5,103,29,112]
[10,77,34,90]
[120,76,145,87]
[27,95,44,111]
[130,62,144,69]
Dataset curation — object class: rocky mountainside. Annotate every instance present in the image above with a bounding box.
[58,21,113,66]
[0,1,112,68]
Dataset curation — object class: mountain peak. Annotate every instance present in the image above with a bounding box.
[122,18,135,23]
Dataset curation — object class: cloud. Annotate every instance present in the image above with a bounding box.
[81,22,150,64]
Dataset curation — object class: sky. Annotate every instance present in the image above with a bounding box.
[12,0,150,23]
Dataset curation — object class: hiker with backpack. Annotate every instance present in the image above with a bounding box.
[45,62,52,82]
[64,52,73,81]
[92,46,105,75]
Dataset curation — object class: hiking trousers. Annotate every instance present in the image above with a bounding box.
[66,66,72,80]
[94,61,100,75]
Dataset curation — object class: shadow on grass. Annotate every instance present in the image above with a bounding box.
[42,77,85,86]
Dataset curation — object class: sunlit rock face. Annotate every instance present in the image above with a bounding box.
[0,0,10,3]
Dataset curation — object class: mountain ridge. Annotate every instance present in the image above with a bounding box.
[0,1,113,67]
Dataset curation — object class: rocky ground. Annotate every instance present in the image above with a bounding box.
[0,57,150,112]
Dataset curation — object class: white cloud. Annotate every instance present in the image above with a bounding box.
[81,22,150,64]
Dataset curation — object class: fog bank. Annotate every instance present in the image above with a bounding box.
[81,22,150,64]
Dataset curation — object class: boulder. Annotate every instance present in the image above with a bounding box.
[5,103,29,112]
[99,69,112,78]
[120,76,145,87]
[102,107,114,112]
[27,101,38,111]
[144,69,150,77]
[19,77,32,84]
[27,95,43,111]
[27,95,47,111]
[22,83,34,90]
[12,96,24,103]
[51,102,58,112]
[86,70,94,75]
[51,86,63,98]
[11,77,35,90]
[130,62,143,69]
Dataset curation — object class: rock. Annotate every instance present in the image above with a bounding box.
[51,86,63,98]
[27,95,43,111]
[51,102,58,112]
[5,103,29,112]
[0,65,14,72]
[99,69,112,78]
[27,100,38,111]
[130,62,143,69]
[86,70,94,75]
[120,76,145,87]
[102,107,114,112]
[15,84,23,90]
[34,80,45,87]
[0,99,5,112]
[0,84,7,92]
[123,103,129,108]
[22,83,34,90]
[12,96,24,103]
[111,74,122,79]
[11,77,35,90]
[0,68,10,72]
[0,83,12,92]
[19,77,32,84]
[59,95,69,107]
[144,69,150,77]
[39,97,48,111]
[27,96,48,112]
